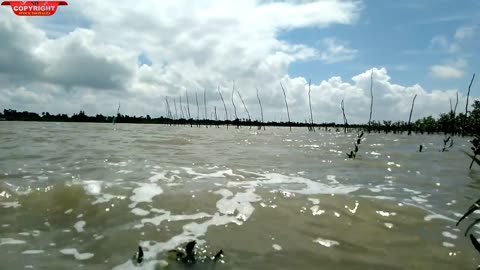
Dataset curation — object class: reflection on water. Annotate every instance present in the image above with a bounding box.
[1,121,480,269]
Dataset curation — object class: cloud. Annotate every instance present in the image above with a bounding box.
[429,25,475,53]
[429,35,459,52]
[454,25,475,40]
[318,38,358,64]
[429,59,466,79]
[0,1,476,124]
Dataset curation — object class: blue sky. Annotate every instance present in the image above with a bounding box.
[281,0,479,95]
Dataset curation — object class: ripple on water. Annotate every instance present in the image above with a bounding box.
[272,244,282,251]
[60,248,94,260]
[0,238,26,245]
[22,250,44,255]
[313,238,339,248]
[129,183,163,208]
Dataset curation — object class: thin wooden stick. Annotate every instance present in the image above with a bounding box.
[368,70,374,131]
[256,87,264,130]
[179,96,184,119]
[237,90,251,123]
[173,97,178,120]
[214,106,219,128]
[464,74,475,134]
[231,80,238,121]
[218,86,229,129]
[407,94,417,135]
[308,79,315,132]
[195,92,200,127]
[204,89,207,120]
[340,99,348,133]
[280,82,291,131]
[204,88,208,128]
[186,91,191,119]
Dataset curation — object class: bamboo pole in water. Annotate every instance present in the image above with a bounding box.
[368,70,374,132]
[214,106,219,128]
[280,82,291,131]
[340,99,348,133]
[195,92,200,127]
[218,86,229,129]
[231,81,239,128]
[256,87,264,130]
[204,88,208,128]
[308,79,315,132]
[407,94,417,135]
[173,97,178,120]
[464,74,475,134]
[237,90,251,128]
[179,96,184,119]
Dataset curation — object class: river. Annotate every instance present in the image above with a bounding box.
[1,121,479,269]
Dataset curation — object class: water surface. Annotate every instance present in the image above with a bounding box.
[1,122,480,269]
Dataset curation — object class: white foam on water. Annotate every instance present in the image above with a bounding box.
[308,198,320,205]
[83,180,102,195]
[442,231,457,239]
[107,161,128,167]
[22,250,44,254]
[272,244,282,251]
[310,205,325,216]
[117,170,133,174]
[129,183,163,208]
[385,223,394,229]
[24,265,34,268]
[424,214,455,222]
[346,201,359,214]
[131,208,150,216]
[360,195,396,201]
[18,232,30,236]
[1,201,21,208]
[182,167,245,180]
[412,196,428,203]
[376,211,396,217]
[214,188,261,221]
[74,221,86,233]
[227,173,359,195]
[60,248,94,260]
[115,187,264,269]
[64,209,73,214]
[138,210,211,228]
[442,242,455,248]
[0,238,26,245]
[313,238,339,247]
[93,194,127,205]
[300,144,320,148]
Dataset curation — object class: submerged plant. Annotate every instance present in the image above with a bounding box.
[468,135,480,169]
[441,135,453,152]
[456,199,480,253]
[167,240,224,265]
[132,246,143,264]
[346,131,364,159]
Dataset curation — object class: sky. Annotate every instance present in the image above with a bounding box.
[0,0,478,124]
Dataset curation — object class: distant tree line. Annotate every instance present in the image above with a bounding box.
[1,100,479,135]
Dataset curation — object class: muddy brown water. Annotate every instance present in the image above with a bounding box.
[1,121,480,269]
